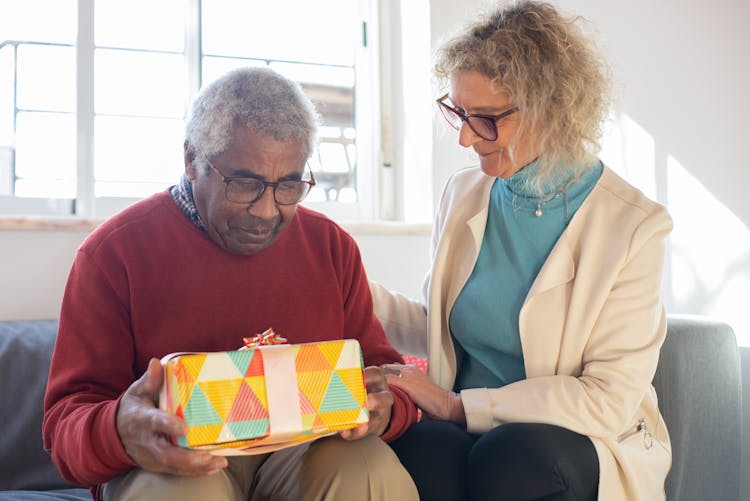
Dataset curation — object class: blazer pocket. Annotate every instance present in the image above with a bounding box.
[616,417,654,450]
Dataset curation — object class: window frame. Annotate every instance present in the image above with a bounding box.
[0,0,382,221]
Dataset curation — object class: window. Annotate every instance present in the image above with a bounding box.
[0,0,378,220]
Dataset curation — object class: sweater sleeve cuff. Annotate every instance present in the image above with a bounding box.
[460,387,495,434]
[96,396,139,473]
[379,384,418,442]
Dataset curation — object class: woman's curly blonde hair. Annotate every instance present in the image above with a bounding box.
[435,0,611,191]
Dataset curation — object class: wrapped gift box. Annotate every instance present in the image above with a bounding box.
[159,337,369,455]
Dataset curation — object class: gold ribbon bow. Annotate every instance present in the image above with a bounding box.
[240,328,288,350]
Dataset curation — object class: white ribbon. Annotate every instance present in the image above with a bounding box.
[260,344,303,442]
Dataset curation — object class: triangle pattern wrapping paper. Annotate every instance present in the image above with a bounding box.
[159,339,369,454]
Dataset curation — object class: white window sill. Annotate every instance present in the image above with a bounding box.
[340,221,431,236]
[0,216,102,231]
[0,216,432,236]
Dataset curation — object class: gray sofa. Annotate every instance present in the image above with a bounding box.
[0,320,89,500]
[0,316,743,500]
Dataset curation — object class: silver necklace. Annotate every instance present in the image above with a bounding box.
[535,189,567,217]
[535,173,578,219]
[507,174,575,220]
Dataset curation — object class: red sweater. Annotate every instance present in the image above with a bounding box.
[43,191,415,489]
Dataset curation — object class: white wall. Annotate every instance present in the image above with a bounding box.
[353,230,431,300]
[0,229,88,320]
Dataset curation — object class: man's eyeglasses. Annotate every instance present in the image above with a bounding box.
[201,153,316,205]
[436,94,518,142]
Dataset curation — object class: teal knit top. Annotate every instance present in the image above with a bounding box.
[449,159,603,390]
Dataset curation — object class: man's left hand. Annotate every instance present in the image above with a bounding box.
[339,366,393,440]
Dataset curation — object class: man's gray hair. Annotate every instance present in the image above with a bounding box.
[185,67,320,166]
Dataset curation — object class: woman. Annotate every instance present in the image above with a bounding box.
[373,2,672,500]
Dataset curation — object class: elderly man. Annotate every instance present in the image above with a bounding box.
[43,67,418,501]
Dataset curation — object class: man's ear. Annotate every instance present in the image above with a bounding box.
[184,140,197,181]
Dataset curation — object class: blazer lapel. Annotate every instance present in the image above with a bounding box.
[443,182,492,318]
[526,232,575,299]
[518,236,574,377]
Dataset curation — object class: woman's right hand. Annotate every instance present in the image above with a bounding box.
[382,363,466,426]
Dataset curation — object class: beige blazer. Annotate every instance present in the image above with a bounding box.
[371,165,673,500]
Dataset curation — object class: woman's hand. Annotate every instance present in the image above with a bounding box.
[382,363,466,426]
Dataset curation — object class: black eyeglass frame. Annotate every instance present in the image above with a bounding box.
[201,153,316,206]
[436,93,518,141]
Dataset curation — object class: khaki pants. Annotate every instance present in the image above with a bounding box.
[103,435,418,501]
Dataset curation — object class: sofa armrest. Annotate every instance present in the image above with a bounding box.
[0,320,83,492]
[653,315,742,501]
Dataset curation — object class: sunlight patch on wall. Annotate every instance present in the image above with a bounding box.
[601,112,749,346]
[600,113,656,200]
[667,155,750,346]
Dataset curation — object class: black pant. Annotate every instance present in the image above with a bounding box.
[390,420,599,501]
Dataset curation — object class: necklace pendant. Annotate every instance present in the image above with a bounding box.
[535,204,543,217]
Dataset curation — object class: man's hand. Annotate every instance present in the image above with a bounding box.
[339,366,393,440]
[116,358,228,476]
[382,363,466,425]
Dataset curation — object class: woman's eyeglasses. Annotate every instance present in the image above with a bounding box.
[436,94,517,142]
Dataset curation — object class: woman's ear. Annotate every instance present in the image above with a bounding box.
[184,140,197,181]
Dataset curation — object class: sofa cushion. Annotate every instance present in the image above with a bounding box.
[0,320,82,492]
